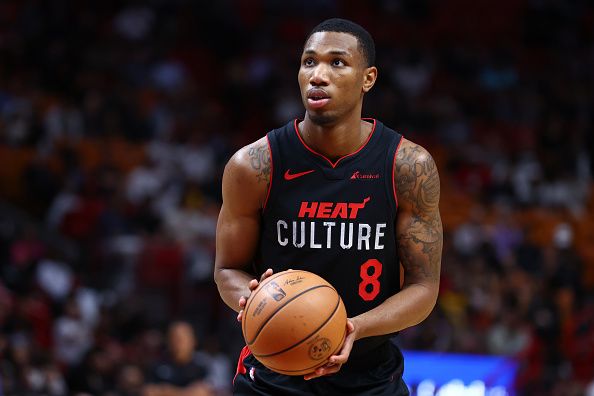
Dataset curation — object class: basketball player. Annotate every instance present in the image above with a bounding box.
[214,18,442,395]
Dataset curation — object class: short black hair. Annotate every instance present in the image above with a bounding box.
[305,18,376,67]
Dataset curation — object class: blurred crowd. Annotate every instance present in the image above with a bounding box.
[0,0,593,395]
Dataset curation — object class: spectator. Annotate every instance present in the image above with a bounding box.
[67,346,118,396]
[53,296,93,367]
[194,335,232,395]
[116,364,145,396]
[487,306,531,356]
[144,321,212,396]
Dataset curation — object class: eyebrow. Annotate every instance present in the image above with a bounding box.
[303,49,351,57]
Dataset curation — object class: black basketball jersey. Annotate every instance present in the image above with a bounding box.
[257,118,404,360]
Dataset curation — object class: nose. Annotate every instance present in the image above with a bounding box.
[310,64,329,86]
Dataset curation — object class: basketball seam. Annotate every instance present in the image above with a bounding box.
[242,270,310,339]
[252,293,341,358]
[259,313,347,374]
[246,284,332,345]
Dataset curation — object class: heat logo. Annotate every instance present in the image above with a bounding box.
[298,197,371,219]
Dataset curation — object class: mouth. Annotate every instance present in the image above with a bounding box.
[307,89,331,109]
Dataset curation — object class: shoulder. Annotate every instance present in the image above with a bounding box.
[225,136,271,180]
[394,138,440,210]
[223,136,271,208]
[395,138,435,170]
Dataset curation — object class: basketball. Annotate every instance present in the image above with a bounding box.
[241,269,347,375]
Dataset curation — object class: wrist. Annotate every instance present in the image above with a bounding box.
[349,316,364,341]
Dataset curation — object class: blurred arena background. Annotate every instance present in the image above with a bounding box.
[0,1,593,395]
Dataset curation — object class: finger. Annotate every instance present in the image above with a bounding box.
[238,296,247,308]
[330,336,354,364]
[345,320,355,333]
[248,279,259,291]
[322,363,341,375]
[329,354,344,365]
[304,363,340,380]
[260,268,273,282]
[348,320,355,331]
[237,309,244,322]
[304,362,342,380]
[329,323,356,365]
[304,367,325,380]
[330,346,351,364]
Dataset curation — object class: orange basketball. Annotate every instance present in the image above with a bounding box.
[241,269,347,376]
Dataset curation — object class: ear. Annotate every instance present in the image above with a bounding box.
[362,66,378,93]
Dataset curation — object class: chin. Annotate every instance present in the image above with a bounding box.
[308,111,338,126]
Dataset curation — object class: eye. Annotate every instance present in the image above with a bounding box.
[332,59,345,67]
[303,58,315,67]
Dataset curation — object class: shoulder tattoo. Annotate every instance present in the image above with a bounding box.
[395,143,443,283]
[247,141,271,187]
[396,145,440,213]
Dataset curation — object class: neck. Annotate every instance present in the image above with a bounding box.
[299,111,372,161]
[173,352,193,365]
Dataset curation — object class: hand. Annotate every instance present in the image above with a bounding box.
[237,268,274,322]
[304,319,357,380]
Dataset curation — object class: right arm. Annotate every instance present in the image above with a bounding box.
[214,137,271,313]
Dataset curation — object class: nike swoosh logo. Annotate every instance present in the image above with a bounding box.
[284,169,315,180]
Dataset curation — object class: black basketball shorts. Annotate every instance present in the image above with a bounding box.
[233,342,410,396]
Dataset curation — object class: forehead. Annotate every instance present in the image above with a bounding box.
[302,31,361,60]
[170,323,192,337]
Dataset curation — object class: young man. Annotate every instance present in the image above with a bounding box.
[214,18,442,395]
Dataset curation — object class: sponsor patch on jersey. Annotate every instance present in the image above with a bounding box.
[350,171,380,180]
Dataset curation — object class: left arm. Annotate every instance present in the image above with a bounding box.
[352,138,442,337]
[305,138,442,379]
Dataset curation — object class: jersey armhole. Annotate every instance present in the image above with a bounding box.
[262,134,274,210]
[392,137,404,210]
[262,131,282,212]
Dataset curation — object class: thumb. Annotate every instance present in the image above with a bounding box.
[346,320,355,333]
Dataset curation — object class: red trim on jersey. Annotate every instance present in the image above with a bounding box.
[392,137,404,209]
[263,135,273,210]
[233,345,252,385]
[293,118,377,169]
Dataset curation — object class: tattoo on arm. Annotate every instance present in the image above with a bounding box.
[248,142,271,187]
[396,144,443,284]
